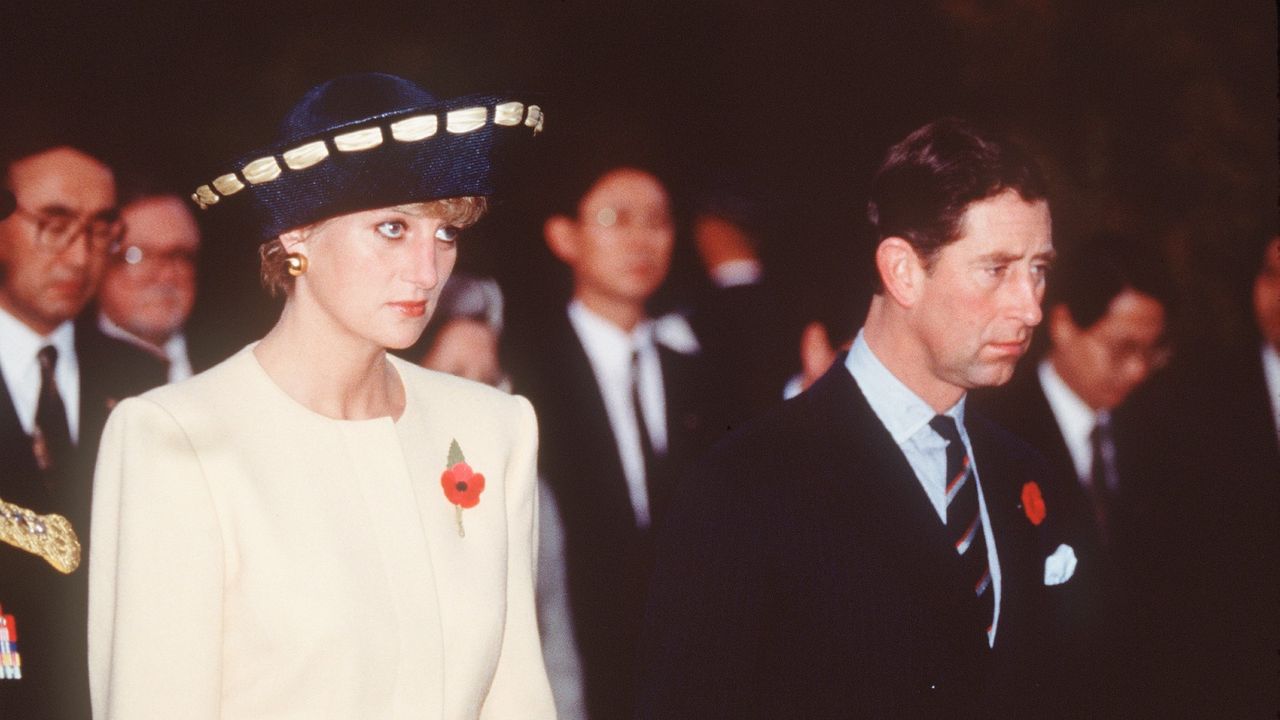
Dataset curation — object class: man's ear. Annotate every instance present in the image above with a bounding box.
[876,237,927,308]
[544,215,578,264]
[1048,303,1079,346]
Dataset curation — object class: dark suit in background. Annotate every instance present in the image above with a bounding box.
[971,362,1164,717]
[639,363,1058,719]
[509,308,723,720]
[689,277,796,425]
[0,322,165,720]
[1139,343,1280,718]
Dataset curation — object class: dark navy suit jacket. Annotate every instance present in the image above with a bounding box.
[639,362,1059,719]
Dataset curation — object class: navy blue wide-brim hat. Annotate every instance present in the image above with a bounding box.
[191,72,543,241]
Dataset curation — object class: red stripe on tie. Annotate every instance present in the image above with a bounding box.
[974,569,991,596]
[955,515,979,553]
[946,455,971,494]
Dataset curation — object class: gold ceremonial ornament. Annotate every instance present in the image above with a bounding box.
[0,496,81,574]
[286,253,308,277]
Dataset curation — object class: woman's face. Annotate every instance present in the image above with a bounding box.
[286,203,462,350]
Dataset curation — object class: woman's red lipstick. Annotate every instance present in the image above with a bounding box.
[389,301,427,317]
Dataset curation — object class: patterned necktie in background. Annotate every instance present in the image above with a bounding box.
[929,415,995,642]
[33,345,73,481]
[631,350,662,515]
[1088,415,1119,543]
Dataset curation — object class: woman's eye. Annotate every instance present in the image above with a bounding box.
[376,221,406,239]
[434,225,461,243]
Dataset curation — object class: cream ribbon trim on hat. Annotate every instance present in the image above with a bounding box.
[192,100,545,210]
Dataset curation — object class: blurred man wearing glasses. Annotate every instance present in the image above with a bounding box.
[0,136,164,719]
[972,236,1175,717]
[97,189,206,384]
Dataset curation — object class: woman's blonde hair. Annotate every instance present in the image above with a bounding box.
[258,196,488,296]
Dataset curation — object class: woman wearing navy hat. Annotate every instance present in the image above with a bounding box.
[87,74,553,719]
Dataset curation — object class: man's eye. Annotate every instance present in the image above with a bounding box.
[987,265,1008,277]
[434,225,461,243]
[376,221,406,239]
[42,215,74,235]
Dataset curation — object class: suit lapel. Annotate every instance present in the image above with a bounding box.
[539,312,637,532]
[652,345,708,523]
[1024,373,1075,475]
[805,366,972,590]
[0,372,44,511]
[966,412,1043,651]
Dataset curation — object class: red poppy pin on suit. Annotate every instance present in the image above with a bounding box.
[1021,481,1046,526]
[441,439,485,537]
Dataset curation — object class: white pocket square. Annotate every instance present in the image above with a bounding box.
[1044,543,1077,586]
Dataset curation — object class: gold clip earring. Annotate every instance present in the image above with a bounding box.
[286,253,308,277]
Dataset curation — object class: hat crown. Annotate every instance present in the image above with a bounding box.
[279,73,438,144]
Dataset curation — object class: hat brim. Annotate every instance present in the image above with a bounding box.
[193,94,543,240]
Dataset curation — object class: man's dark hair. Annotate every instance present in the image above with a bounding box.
[0,103,107,189]
[1045,235,1177,330]
[866,117,1048,285]
[542,123,673,219]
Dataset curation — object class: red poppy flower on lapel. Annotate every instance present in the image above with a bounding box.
[442,461,485,508]
[1021,481,1047,526]
[441,439,484,537]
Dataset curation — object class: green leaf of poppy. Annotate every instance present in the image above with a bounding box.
[447,438,466,467]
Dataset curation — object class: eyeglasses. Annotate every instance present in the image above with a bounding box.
[10,205,123,254]
[589,206,673,231]
[113,244,198,273]
[1085,332,1173,372]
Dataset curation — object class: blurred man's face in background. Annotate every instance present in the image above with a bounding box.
[1049,288,1168,411]
[554,168,674,312]
[0,147,117,335]
[99,195,199,347]
[420,317,504,388]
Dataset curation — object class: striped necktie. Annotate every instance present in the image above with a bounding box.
[34,345,74,482]
[929,414,995,642]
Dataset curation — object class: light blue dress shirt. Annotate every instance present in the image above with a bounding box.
[843,330,1002,645]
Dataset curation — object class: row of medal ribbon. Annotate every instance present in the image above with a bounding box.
[0,608,20,679]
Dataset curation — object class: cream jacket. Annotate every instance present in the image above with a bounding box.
[88,346,555,719]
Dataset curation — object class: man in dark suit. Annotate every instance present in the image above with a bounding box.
[971,239,1173,715]
[1135,232,1279,717]
[639,118,1072,718]
[0,137,165,719]
[508,161,722,719]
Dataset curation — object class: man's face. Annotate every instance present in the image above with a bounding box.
[1049,288,1168,411]
[1253,236,1280,350]
[0,147,116,335]
[421,317,504,387]
[559,168,674,311]
[99,195,199,346]
[910,190,1054,395]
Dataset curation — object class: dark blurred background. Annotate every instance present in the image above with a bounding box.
[4,0,1275,354]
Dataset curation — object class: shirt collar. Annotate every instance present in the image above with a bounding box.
[844,329,965,444]
[1038,358,1102,439]
[0,306,76,375]
[567,299,655,369]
